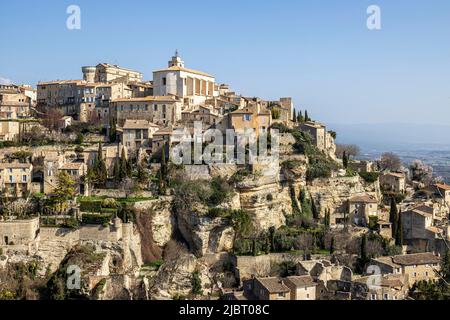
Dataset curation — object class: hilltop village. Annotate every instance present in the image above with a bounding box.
[1,53,450,300]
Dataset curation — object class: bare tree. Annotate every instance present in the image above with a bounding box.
[409,160,433,184]
[336,144,360,159]
[119,177,136,199]
[379,152,402,172]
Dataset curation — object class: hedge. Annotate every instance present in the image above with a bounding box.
[79,200,102,213]
[82,213,112,225]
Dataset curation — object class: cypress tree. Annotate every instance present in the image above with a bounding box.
[298,110,304,123]
[389,197,398,238]
[109,117,117,142]
[330,236,335,254]
[95,143,107,186]
[360,234,367,262]
[113,159,120,182]
[293,109,297,123]
[343,151,348,168]
[441,250,450,282]
[304,110,310,122]
[119,148,128,180]
[311,196,319,219]
[395,212,403,246]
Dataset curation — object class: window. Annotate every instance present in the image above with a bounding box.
[370,294,377,300]
[425,272,429,276]
[162,105,166,113]
[244,114,251,121]
[9,176,13,183]
[154,105,158,111]
[413,272,417,277]
[383,293,389,300]
[306,294,310,299]
[162,77,167,86]
[143,130,148,139]
[22,175,27,182]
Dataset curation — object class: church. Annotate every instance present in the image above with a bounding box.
[152,51,217,106]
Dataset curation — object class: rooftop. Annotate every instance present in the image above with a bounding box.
[284,276,316,288]
[122,119,160,130]
[59,162,84,170]
[112,96,180,103]
[256,277,291,293]
[349,194,378,203]
[153,65,214,78]
[436,183,450,191]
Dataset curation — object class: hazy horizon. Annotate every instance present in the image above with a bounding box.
[1,0,450,126]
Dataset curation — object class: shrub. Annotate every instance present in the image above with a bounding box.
[359,172,380,183]
[79,200,102,213]
[101,198,118,209]
[81,213,112,225]
[207,208,231,219]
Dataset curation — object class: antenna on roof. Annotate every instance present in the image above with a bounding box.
[175,49,179,57]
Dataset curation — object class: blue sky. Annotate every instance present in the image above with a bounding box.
[1,0,450,126]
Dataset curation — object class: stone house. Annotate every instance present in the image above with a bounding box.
[284,275,317,300]
[348,160,375,173]
[181,105,221,129]
[299,121,336,158]
[348,193,378,227]
[228,103,272,136]
[0,92,31,119]
[111,95,182,127]
[435,183,450,207]
[352,274,409,300]
[267,97,294,126]
[0,217,40,252]
[0,162,33,198]
[402,205,436,241]
[117,119,160,155]
[251,277,291,300]
[380,172,406,193]
[58,162,89,196]
[369,252,441,287]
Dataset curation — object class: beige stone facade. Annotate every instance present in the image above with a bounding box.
[0,162,33,197]
[111,96,182,126]
[380,172,406,193]
[370,252,440,287]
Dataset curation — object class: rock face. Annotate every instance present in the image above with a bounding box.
[176,213,235,257]
[149,253,213,299]
[307,176,382,220]
[134,197,174,262]
[236,169,292,232]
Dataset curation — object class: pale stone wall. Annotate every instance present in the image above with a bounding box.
[0,217,39,246]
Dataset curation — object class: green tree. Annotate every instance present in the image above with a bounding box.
[52,171,76,215]
[440,250,450,282]
[342,151,348,168]
[330,236,335,254]
[93,143,107,187]
[293,109,297,123]
[191,270,203,296]
[395,213,403,246]
[75,133,84,145]
[297,110,304,123]
[389,197,398,238]
[113,159,120,182]
[304,110,310,122]
[311,196,319,219]
[119,148,128,180]
[109,117,117,142]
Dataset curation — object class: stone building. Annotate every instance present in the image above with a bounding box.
[228,103,272,136]
[299,121,336,158]
[267,97,294,126]
[153,52,217,106]
[348,193,378,227]
[82,63,142,83]
[284,276,317,300]
[111,95,182,126]
[0,162,33,197]
[117,119,160,155]
[250,277,291,300]
[0,217,40,252]
[435,183,450,207]
[369,252,441,287]
[380,172,406,193]
[181,105,221,129]
[0,92,32,119]
[352,274,409,300]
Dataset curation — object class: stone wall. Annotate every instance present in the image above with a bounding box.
[0,217,40,247]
